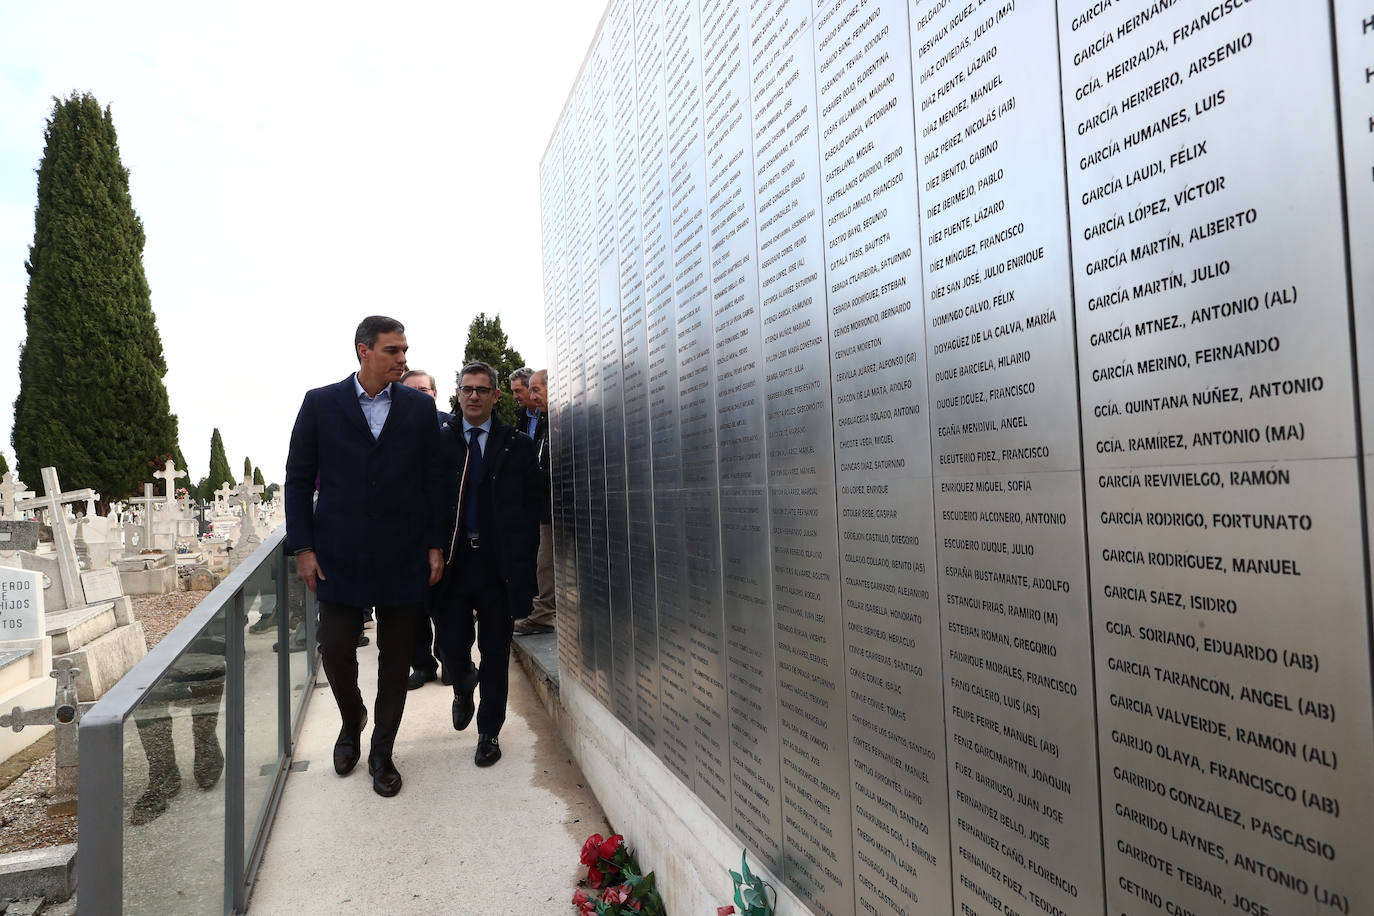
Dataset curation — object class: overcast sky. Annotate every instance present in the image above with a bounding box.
[0,0,607,490]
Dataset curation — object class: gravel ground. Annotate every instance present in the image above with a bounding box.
[0,589,211,855]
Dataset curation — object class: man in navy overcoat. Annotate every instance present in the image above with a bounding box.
[436,360,541,768]
[285,315,444,797]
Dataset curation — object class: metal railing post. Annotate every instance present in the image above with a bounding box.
[275,545,291,757]
[77,706,126,915]
[225,588,246,915]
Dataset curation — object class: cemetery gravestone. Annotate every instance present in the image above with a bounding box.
[0,566,56,761]
[14,468,95,609]
[0,472,35,519]
[153,459,186,509]
[0,565,45,640]
[0,520,39,554]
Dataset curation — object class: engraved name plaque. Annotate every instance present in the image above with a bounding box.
[542,2,1374,913]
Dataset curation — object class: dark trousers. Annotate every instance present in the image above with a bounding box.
[437,545,514,737]
[317,600,420,758]
[411,594,441,675]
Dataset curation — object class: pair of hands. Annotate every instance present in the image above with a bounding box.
[296,548,444,594]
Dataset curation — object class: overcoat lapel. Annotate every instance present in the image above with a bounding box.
[333,376,372,441]
[374,382,406,448]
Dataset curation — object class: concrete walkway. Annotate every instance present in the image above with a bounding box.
[249,631,607,915]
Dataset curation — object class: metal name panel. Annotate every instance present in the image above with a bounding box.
[1061,4,1374,912]
[542,3,1374,914]
[913,3,1105,912]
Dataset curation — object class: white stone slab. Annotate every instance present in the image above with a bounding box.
[0,566,44,640]
[80,567,123,602]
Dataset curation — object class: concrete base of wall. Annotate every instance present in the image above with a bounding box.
[556,678,812,916]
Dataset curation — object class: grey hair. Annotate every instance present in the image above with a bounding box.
[400,369,436,390]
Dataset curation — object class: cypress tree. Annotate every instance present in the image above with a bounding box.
[12,93,180,505]
[0,454,8,475]
[205,428,234,498]
[252,466,264,487]
[460,312,525,425]
[243,456,252,482]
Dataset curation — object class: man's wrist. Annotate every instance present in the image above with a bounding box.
[293,548,314,556]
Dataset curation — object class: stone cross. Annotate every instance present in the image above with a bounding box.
[214,482,235,513]
[84,494,99,519]
[14,468,95,609]
[0,472,36,519]
[0,658,95,803]
[153,459,187,509]
[234,476,265,510]
[129,484,161,552]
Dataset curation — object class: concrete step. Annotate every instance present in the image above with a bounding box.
[43,603,115,655]
[57,620,146,702]
[0,844,75,906]
[0,649,33,695]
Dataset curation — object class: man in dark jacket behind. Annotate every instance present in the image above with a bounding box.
[436,360,541,767]
[514,368,555,634]
[284,315,444,798]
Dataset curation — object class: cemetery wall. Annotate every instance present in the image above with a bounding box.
[541,2,1374,913]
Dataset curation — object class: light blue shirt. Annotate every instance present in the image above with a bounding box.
[461,417,493,455]
[524,408,541,438]
[353,374,392,440]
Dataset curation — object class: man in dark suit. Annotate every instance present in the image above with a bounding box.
[514,368,555,635]
[400,368,453,690]
[436,360,541,767]
[285,316,444,797]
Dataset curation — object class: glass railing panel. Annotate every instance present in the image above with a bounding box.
[242,554,281,859]
[120,604,228,914]
[284,556,313,732]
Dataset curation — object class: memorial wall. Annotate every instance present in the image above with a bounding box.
[540,2,1374,913]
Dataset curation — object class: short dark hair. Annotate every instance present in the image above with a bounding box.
[509,367,534,387]
[354,316,405,362]
[460,360,499,389]
[400,369,436,390]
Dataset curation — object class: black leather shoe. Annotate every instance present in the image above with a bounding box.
[475,734,501,767]
[452,693,475,732]
[368,754,402,797]
[440,669,452,686]
[407,669,437,690]
[452,672,477,731]
[333,708,367,776]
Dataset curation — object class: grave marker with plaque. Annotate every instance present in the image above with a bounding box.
[0,566,45,640]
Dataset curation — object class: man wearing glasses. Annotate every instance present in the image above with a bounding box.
[435,361,541,767]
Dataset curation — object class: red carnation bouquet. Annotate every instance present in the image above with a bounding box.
[572,832,666,915]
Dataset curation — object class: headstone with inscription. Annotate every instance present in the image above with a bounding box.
[0,565,45,641]
[0,565,55,761]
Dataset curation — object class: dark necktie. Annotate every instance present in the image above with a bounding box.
[463,427,485,536]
